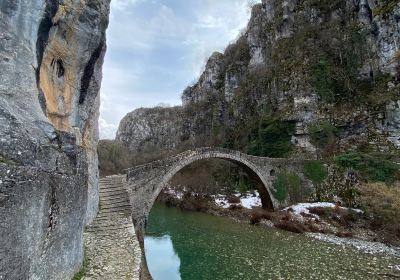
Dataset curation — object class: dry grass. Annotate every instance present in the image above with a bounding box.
[249,209,278,224]
[358,182,400,226]
[274,220,307,234]
[358,182,400,244]
[227,196,241,204]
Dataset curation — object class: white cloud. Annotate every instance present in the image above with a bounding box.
[111,0,142,11]
[99,0,261,139]
[99,117,119,139]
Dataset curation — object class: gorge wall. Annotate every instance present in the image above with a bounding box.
[117,0,400,160]
[0,0,110,279]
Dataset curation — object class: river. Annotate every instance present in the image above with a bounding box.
[145,204,399,280]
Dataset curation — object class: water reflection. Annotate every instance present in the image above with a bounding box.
[145,204,399,280]
[144,235,181,280]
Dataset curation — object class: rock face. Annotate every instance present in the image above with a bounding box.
[117,106,184,153]
[0,1,110,279]
[118,0,400,158]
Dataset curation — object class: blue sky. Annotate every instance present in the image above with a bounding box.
[99,0,259,139]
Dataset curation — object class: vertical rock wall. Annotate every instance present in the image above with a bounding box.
[0,0,110,279]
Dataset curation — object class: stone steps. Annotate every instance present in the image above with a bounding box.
[99,183,124,188]
[100,197,130,205]
[99,190,126,196]
[96,208,131,217]
[99,189,126,195]
[83,175,141,279]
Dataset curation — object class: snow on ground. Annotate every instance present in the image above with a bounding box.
[239,192,262,209]
[213,195,230,209]
[285,202,363,219]
[163,187,184,199]
[163,186,262,209]
[212,191,262,209]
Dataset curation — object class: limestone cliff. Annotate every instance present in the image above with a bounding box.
[117,106,184,153]
[117,0,399,159]
[0,0,110,279]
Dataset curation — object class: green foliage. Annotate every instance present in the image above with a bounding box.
[306,0,346,15]
[272,172,301,202]
[0,154,16,165]
[308,121,340,149]
[362,73,397,107]
[72,252,89,280]
[287,172,302,203]
[313,55,336,103]
[303,161,328,185]
[335,152,399,183]
[311,27,368,104]
[248,113,295,158]
[373,0,398,18]
[237,176,254,193]
[224,35,251,65]
[272,173,288,202]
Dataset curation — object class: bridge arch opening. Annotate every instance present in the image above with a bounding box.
[157,158,274,211]
[143,150,277,219]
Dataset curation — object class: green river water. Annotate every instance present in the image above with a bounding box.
[144,204,399,280]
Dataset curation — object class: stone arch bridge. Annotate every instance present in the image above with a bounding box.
[124,147,313,238]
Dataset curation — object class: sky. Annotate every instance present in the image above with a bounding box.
[99,0,260,139]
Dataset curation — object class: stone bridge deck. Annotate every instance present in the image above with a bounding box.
[83,176,141,280]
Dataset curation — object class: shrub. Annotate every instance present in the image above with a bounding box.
[335,152,399,183]
[308,121,340,150]
[98,140,131,176]
[287,172,302,202]
[274,220,307,234]
[358,182,400,244]
[272,173,288,202]
[309,207,332,217]
[358,182,400,226]
[303,160,328,185]
[224,35,251,65]
[250,209,269,224]
[373,0,398,18]
[272,172,301,202]
[248,114,295,158]
[229,204,244,210]
[335,230,353,238]
[227,196,240,204]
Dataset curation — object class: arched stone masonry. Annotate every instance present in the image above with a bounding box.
[124,147,309,241]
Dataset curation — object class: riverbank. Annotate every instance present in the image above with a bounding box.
[156,186,400,258]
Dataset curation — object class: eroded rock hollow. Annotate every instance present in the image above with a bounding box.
[0,0,110,279]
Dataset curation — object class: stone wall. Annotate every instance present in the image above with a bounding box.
[0,1,110,279]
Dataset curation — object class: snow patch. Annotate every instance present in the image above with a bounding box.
[163,187,184,199]
[213,195,230,209]
[212,191,262,209]
[285,202,363,219]
[240,192,262,209]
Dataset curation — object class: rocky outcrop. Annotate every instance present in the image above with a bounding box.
[118,0,400,158]
[0,1,110,279]
[117,106,184,153]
